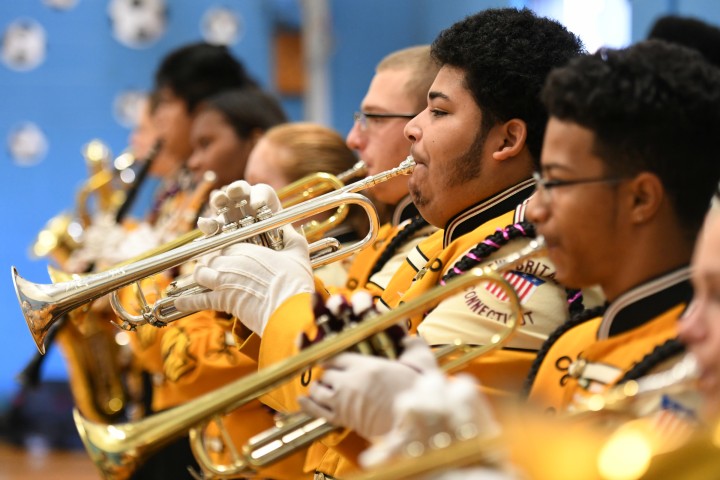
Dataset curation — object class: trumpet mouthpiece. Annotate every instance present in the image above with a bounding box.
[400,156,416,172]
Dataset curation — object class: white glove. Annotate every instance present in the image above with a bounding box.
[297,335,439,439]
[359,370,501,468]
[173,181,314,337]
[197,180,283,235]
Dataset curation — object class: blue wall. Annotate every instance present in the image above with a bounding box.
[1,0,719,402]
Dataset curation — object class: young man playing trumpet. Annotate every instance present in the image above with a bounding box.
[522,40,720,414]
[175,8,590,478]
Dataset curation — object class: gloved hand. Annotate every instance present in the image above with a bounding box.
[297,335,439,439]
[197,180,283,236]
[358,370,501,468]
[174,181,314,337]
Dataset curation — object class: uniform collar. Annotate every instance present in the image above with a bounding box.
[442,178,535,247]
[392,195,419,226]
[599,266,692,339]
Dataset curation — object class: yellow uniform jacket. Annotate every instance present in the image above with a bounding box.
[528,267,692,413]
[342,195,436,296]
[122,276,308,479]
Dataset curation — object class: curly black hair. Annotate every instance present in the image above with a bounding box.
[154,42,258,112]
[430,8,584,164]
[541,40,720,237]
[648,15,720,68]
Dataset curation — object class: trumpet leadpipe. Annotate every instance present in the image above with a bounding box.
[336,160,367,183]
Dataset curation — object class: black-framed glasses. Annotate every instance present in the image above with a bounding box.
[532,171,629,201]
[353,111,418,131]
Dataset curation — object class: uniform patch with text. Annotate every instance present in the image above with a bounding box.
[485,270,545,303]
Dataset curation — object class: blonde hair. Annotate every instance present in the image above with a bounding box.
[261,122,368,238]
[261,122,357,182]
[376,45,440,112]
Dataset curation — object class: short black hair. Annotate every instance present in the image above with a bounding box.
[154,42,258,112]
[648,15,720,68]
[201,88,288,139]
[542,40,720,236]
[430,8,584,164]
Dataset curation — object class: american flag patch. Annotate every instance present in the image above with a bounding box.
[485,271,545,304]
[648,395,697,450]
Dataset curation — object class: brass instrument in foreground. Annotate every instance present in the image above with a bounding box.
[350,435,498,480]
[351,351,701,480]
[73,238,544,480]
[13,158,413,354]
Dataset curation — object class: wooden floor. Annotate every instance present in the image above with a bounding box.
[0,441,99,480]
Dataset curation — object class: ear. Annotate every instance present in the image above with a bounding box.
[492,118,527,162]
[627,172,664,225]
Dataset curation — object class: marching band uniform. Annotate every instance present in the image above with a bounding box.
[341,195,436,295]
[378,181,581,398]
[528,267,696,416]
[121,273,308,479]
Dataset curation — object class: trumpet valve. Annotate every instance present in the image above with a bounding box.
[255,204,284,251]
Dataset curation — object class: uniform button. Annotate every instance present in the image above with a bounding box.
[567,358,587,378]
[152,373,165,386]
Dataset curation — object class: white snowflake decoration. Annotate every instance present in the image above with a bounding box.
[7,122,49,166]
[108,0,167,49]
[1,18,47,72]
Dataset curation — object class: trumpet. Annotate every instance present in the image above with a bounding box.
[351,350,700,480]
[278,160,367,243]
[279,160,366,208]
[72,238,544,480]
[109,238,344,329]
[13,158,413,354]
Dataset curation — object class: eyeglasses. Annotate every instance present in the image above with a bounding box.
[353,111,418,131]
[532,171,628,201]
